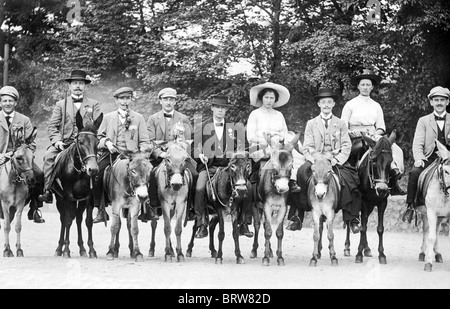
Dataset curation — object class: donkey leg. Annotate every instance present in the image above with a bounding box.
[62,204,76,258]
[209,215,219,258]
[76,204,87,257]
[14,209,24,257]
[275,205,287,266]
[129,208,143,262]
[326,212,338,266]
[434,217,444,263]
[2,212,14,257]
[318,215,324,259]
[262,205,273,266]
[149,219,157,257]
[356,205,370,263]
[233,215,245,265]
[344,222,351,257]
[250,205,261,259]
[55,206,66,257]
[85,202,97,258]
[419,214,429,262]
[377,203,387,264]
[310,211,321,267]
[425,208,438,272]
[174,203,186,262]
[215,214,225,265]
[107,211,120,260]
[162,205,173,262]
[186,220,196,258]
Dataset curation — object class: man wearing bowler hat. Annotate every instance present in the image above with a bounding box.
[38,69,101,203]
[92,87,154,224]
[402,86,450,223]
[193,94,252,238]
[290,88,362,233]
[146,87,198,222]
[0,86,45,223]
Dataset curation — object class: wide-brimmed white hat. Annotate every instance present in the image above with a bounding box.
[250,82,290,108]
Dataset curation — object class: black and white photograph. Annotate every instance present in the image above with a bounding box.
[0,0,449,293]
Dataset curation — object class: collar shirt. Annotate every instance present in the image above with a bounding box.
[434,111,447,131]
[214,119,225,140]
[118,109,127,124]
[341,95,386,135]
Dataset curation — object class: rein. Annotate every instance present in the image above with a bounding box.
[367,148,391,190]
[437,161,450,197]
[72,131,98,174]
[210,166,238,212]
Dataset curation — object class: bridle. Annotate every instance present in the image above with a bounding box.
[8,145,33,184]
[367,148,392,190]
[73,131,98,174]
[437,159,450,197]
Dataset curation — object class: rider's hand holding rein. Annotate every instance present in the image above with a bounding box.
[199,153,208,165]
[414,160,425,168]
[55,141,67,151]
[105,140,118,154]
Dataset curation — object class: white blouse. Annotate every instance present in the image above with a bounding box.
[341,95,386,135]
[246,107,288,146]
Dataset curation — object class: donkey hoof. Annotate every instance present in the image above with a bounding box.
[215,257,223,264]
[435,254,443,263]
[16,249,24,257]
[80,250,87,258]
[63,252,71,258]
[331,258,338,266]
[177,254,185,262]
[262,257,270,266]
[54,250,62,257]
[164,255,172,262]
[3,250,13,257]
[114,251,119,259]
[309,259,317,267]
[236,257,245,265]
[364,249,372,257]
[185,250,192,258]
[106,252,115,260]
[89,251,97,259]
[379,256,387,264]
[344,249,351,257]
[418,252,425,262]
[250,250,257,259]
[148,250,155,258]
[211,250,217,258]
[317,252,322,260]
[135,254,144,262]
[355,255,363,263]
[277,257,285,266]
[424,263,433,272]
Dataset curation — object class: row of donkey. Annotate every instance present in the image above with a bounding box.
[1,114,449,272]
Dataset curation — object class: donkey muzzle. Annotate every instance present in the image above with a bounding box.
[170,173,184,191]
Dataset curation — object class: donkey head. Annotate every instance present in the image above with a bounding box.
[311,152,334,201]
[165,142,189,191]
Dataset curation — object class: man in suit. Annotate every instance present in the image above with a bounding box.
[38,69,101,204]
[291,88,361,233]
[193,95,252,238]
[402,86,450,223]
[93,87,154,224]
[146,88,198,222]
[0,86,45,223]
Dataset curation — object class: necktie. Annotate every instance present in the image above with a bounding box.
[215,122,224,127]
[435,115,446,121]
[164,113,173,118]
[322,117,330,129]
[5,116,11,127]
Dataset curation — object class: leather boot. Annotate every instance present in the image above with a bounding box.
[402,203,415,224]
[239,223,254,237]
[138,202,159,222]
[38,190,53,203]
[93,207,109,224]
[289,179,301,193]
[195,225,208,238]
[350,218,361,234]
[286,215,302,231]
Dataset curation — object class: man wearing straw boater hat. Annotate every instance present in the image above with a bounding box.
[38,69,101,204]
[0,86,45,223]
[402,86,450,224]
[289,87,362,233]
[193,94,251,238]
[341,68,406,196]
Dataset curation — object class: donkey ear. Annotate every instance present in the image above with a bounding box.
[362,133,376,148]
[76,110,84,131]
[93,113,104,131]
[25,127,38,145]
[387,129,397,145]
[436,140,449,161]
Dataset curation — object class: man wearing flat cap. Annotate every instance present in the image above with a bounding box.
[402,86,450,223]
[193,95,252,238]
[92,87,154,224]
[290,88,361,233]
[39,69,101,204]
[146,87,197,222]
[0,86,45,223]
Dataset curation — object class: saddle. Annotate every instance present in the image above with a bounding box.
[415,158,440,207]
